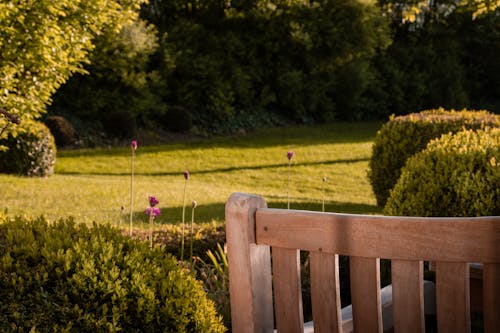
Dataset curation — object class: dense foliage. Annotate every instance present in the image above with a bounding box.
[384,128,500,216]
[50,0,391,136]
[0,216,225,332]
[368,108,500,207]
[44,116,77,147]
[42,0,499,138]
[0,120,56,177]
[0,0,147,137]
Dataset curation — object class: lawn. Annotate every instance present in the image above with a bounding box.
[0,122,382,228]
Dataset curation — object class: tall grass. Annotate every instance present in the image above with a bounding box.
[0,122,382,227]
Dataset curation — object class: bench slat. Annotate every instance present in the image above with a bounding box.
[436,262,470,333]
[350,256,382,333]
[272,247,304,333]
[392,260,425,333]
[256,209,500,263]
[483,263,500,333]
[310,252,342,333]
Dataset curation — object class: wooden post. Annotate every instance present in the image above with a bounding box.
[226,193,274,333]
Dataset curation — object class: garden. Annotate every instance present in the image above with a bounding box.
[1,109,499,331]
[0,0,499,331]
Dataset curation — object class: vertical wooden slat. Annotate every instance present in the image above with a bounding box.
[392,260,425,333]
[310,252,342,333]
[436,262,470,333]
[272,247,303,333]
[483,263,500,333]
[225,193,274,333]
[350,256,382,333]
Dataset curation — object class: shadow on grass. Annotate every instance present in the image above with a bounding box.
[57,156,369,176]
[59,122,382,158]
[122,198,381,228]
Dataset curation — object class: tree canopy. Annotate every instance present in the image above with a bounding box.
[0,0,146,131]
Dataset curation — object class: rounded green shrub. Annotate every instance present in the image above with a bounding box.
[384,128,500,217]
[44,115,77,147]
[0,119,56,177]
[0,216,226,332]
[368,108,500,207]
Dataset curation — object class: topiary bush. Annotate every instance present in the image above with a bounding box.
[0,119,56,177]
[384,128,500,217]
[368,108,500,207]
[44,115,77,147]
[0,216,226,332]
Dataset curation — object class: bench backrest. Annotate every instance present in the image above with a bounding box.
[225,192,500,333]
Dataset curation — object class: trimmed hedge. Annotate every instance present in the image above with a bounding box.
[0,216,225,332]
[384,128,500,217]
[368,108,500,207]
[0,119,56,177]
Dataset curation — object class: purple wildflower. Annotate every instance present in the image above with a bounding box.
[131,140,138,150]
[145,207,161,218]
[183,170,190,180]
[148,195,159,207]
[287,151,295,161]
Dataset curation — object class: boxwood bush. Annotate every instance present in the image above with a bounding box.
[44,115,77,147]
[384,128,500,217]
[0,119,56,177]
[0,216,225,332]
[368,108,500,207]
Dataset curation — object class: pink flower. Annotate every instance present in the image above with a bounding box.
[131,140,138,150]
[287,151,295,161]
[183,170,190,180]
[145,207,161,218]
[148,195,159,207]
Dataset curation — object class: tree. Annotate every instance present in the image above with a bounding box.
[0,0,146,135]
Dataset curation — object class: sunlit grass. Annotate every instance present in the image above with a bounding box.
[0,122,382,227]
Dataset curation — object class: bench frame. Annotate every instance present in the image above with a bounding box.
[225,192,500,333]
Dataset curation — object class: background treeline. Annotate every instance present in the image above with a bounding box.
[47,0,500,139]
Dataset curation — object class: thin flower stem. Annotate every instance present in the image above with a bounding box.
[322,186,326,213]
[190,206,195,262]
[149,212,153,248]
[287,160,291,210]
[181,180,187,261]
[129,149,135,236]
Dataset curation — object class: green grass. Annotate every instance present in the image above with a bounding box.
[0,122,382,228]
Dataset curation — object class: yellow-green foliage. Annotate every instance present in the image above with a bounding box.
[0,216,225,332]
[368,108,500,207]
[0,119,56,177]
[384,128,500,217]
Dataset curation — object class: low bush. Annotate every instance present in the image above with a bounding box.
[44,115,77,147]
[0,119,56,176]
[384,128,500,216]
[368,108,500,207]
[152,223,226,262]
[0,216,225,332]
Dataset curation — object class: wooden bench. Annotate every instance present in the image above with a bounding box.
[225,193,500,333]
